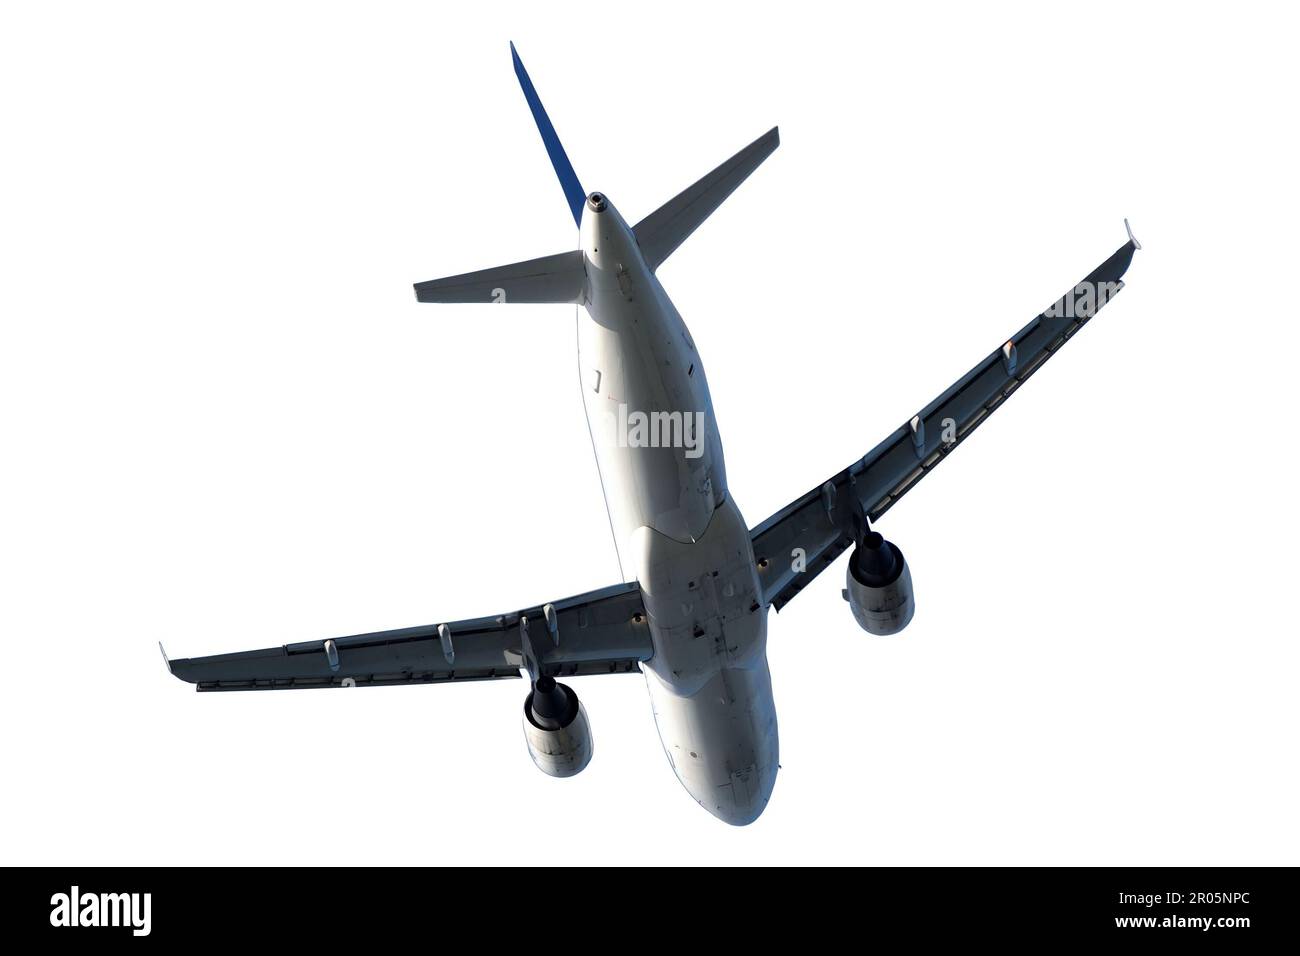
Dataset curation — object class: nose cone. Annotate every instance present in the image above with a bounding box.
[644,665,780,826]
[697,761,779,826]
[586,191,608,214]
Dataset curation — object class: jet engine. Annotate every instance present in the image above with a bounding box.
[843,529,915,635]
[523,676,593,777]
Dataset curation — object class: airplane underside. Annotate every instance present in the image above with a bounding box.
[162,42,1139,826]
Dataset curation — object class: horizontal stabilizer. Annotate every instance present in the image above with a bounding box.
[633,127,779,271]
[414,249,586,304]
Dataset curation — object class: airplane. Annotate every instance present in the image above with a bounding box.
[163,43,1140,825]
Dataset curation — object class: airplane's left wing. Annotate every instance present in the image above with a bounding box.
[165,581,652,691]
[751,228,1140,611]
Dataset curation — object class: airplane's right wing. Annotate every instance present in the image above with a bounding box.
[165,581,652,691]
[751,228,1140,611]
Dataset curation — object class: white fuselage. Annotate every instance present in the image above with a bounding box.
[576,195,778,825]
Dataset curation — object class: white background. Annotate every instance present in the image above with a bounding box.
[2,1,1297,865]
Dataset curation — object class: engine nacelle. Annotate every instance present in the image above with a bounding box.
[844,531,915,635]
[522,676,593,777]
